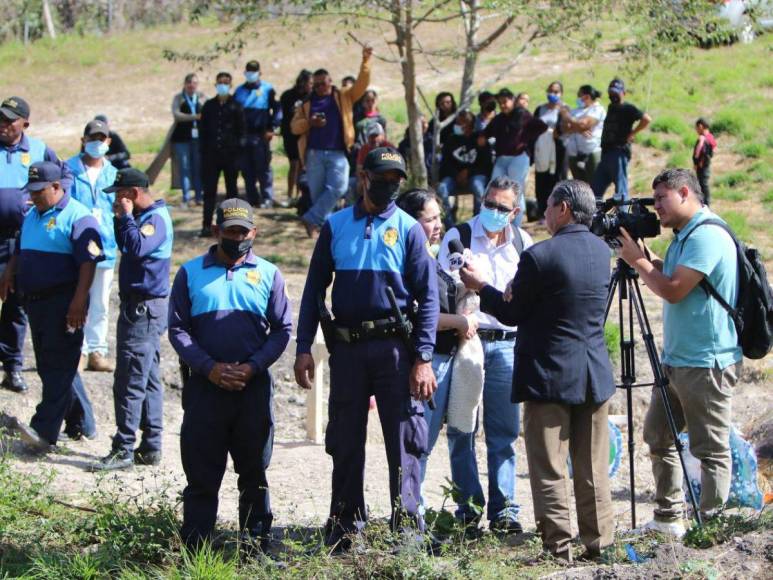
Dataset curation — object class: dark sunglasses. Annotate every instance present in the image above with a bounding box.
[483,199,513,213]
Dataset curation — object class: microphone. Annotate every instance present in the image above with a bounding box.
[447,238,468,271]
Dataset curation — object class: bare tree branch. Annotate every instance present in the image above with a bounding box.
[474,14,515,52]
[413,0,457,24]
[346,31,399,63]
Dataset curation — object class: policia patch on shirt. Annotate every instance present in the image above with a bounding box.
[246,269,262,286]
[383,227,399,247]
[87,239,102,257]
[45,217,56,231]
[20,152,31,166]
[140,223,155,237]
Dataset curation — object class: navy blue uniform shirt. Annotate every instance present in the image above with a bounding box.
[233,81,281,135]
[16,193,104,293]
[114,200,174,298]
[0,134,72,234]
[296,200,439,356]
[168,247,292,377]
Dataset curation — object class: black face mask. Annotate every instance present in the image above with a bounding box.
[608,93,621,105]
[220,237,252,260]
[483,101,497,113]
[368,179,401,206]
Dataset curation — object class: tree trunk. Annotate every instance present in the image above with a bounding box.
[459,0,481,110]
[392,0,428,186]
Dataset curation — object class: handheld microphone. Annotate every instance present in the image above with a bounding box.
[447,238,469,271]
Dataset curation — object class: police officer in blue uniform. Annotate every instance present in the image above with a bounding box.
[90,169,174,471]
[0,162,102,449]
[169,198,292,549]
[294,147,439,550]
[0,96,73,393]
[233,60,281,208]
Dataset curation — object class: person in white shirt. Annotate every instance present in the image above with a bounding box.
[437,175,533,534]
[560,85,606,184]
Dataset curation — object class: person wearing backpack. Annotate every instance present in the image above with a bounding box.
[692,118,716,206]
[617,168,743,538]
[437,175,534,535]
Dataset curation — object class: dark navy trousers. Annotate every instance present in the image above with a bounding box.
[111,297,166,454]
[0,240,27,373]
[26,291,95,443]
[180,371,274,546]
[326,338,428,534]
[240,134,274,204]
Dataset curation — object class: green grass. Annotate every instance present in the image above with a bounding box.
[711,187,748,203]
[604,322,621,362]
[683,512,773,549]
[719,210,751,242]
[714,171,750,189]
[735,142,765,159]
[650,115,690,136]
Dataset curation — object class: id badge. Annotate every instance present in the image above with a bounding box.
[191,127,199,139]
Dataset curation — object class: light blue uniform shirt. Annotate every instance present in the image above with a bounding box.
[662,207,743,369]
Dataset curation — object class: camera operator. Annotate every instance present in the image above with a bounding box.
[460,180,614,562]
[617,168,742,538]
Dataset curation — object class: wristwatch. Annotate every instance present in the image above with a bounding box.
[417,351,432,363]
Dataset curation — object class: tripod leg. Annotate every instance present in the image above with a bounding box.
[629,280,703,527]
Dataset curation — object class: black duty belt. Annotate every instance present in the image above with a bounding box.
[120,292,165,303]
[0,229,19,240]
[333,317,412,344]
[477,328,517,341]
[22,282,77,303]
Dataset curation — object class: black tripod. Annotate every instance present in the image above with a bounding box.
[604,257,702,529]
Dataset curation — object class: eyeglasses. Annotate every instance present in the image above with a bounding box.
[483,200,514,213]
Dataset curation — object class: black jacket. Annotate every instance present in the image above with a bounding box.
[199,96,245,153]
[479,224,615,405]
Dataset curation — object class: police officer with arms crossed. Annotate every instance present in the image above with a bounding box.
[294,147,438,551]
[0,96,73,393]
[169,198,292,550]
[0,162,102,449]
[91,168,174,471]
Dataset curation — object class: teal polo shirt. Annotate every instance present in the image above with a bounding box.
[662,207,743,369]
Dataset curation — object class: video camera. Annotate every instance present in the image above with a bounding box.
[590,198,660,244]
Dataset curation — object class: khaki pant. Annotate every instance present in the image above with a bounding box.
[524,399,613,557]
[643,363,741,521]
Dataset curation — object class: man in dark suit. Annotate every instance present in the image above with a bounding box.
[460,179,615,562]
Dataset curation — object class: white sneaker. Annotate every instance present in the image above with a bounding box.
[635,518,686,539]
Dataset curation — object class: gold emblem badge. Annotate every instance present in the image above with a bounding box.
[20,152,31,166]
[383,227,399,247]
[246,269,261,285]
[140,223,156,237]
[45,217,56,231]
[87,240,102,257]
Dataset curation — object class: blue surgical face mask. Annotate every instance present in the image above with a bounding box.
[453,124,464,136]
[479,206,511,233]
[84,140,109,159]
[245,71,260,83]
[547,93,561,105]
[216,83,230,96]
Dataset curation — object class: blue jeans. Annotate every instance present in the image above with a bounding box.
[303,149,350,228]
[240,134,273,204]
[447,338,520,523]
[491,153,529,226]
[173,140,203,203]
[419,352,455,505]
[591,148,629,202]
[437,174,488,224]
[112,297,167,454]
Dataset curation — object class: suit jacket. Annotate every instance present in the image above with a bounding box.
[479,223,615,405]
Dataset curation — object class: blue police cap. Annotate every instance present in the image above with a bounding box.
[27,161,62,192]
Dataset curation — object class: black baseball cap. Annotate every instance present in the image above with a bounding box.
[217,198,254,229]
[0,96,30,120]
[608,79,625,94]
[103,168,150,192]
[496,88,514,99]
[363,147,407,178]
[27,161,62,192]
[83,119,109,138]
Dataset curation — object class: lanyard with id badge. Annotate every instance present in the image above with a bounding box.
[184,93,199,139]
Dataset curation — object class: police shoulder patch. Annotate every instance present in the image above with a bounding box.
[383,227,399,247]
[140,223,155,237]
[87,239,102,257]
[245,269,262,286]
